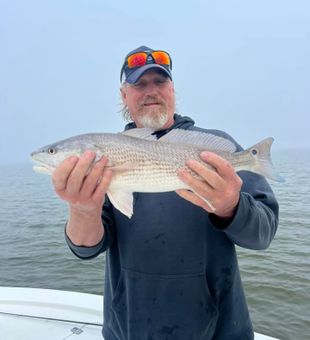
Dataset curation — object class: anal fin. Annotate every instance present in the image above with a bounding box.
[107,190,134,218]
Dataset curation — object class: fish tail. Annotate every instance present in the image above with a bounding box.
[246,138,285,182]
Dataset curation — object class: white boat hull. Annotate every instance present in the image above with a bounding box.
[0,287,279,340]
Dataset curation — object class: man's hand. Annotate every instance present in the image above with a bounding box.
[51,150,113,246]
[176,151,242,219]
[52,150,113,214]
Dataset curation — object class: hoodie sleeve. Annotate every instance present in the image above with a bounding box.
[65,198,116,259]
[209,171,279,250]
[194,127,279,250]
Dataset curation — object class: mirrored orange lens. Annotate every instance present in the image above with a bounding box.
[127,53,147,68]
[152,51,170,65]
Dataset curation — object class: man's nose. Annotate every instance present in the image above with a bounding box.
[144,82,159,94]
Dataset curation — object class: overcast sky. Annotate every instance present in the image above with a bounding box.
[1,0,309,164]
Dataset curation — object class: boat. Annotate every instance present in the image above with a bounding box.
[0,286,279,339]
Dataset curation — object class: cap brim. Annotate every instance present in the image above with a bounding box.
[125,64,172,84]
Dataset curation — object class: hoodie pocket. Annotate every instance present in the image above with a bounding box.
[110,268,218,340]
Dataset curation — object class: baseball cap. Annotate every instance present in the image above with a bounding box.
[120,45,173,84]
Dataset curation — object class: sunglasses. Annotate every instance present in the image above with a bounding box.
[120,50,172,81]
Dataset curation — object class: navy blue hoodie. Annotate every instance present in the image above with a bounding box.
[66,114,279,340]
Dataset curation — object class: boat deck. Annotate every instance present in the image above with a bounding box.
[0,287,279,340]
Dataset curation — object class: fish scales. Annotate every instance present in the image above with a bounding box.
[106,135,203,192]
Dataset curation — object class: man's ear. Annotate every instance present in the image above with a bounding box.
[120,86,127,104]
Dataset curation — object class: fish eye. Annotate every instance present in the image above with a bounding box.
[48,147,56,155]
[251,149,258,156]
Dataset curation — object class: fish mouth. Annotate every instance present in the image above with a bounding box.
[31,158,55,174]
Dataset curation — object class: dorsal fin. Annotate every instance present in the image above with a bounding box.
[159,129,237,152]
[121,128,237,152]
[121,128,157,141]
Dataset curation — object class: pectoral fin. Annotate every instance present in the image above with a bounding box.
[107,190,134,218]
[106,162,136,173]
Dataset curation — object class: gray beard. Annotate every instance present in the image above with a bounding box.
[137,111,169,130]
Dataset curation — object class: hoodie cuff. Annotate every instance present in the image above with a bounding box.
[64,225,105,259]
[208,199,240,230]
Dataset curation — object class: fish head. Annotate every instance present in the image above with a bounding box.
[30,135,97,174]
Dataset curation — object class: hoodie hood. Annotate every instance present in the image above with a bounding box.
[124,114,195,138]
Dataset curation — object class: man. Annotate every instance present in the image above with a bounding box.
[53,46,279,339]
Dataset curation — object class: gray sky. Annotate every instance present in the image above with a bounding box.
[1,0,309,164]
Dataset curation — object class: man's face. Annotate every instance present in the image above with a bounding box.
[120,70,176,130]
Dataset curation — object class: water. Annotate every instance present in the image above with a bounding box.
[0,150,309,340]
[236,150,310,340]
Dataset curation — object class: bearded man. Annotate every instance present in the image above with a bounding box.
[53,46,279,340]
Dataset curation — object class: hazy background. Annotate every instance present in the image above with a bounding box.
[1,0,309,164]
